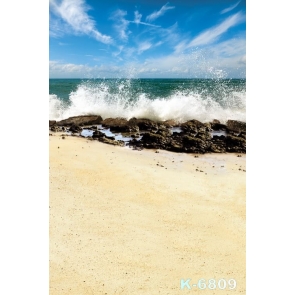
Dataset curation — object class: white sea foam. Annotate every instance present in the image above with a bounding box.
[49,82,246,123]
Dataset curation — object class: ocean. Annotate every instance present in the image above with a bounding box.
[49,78,246,123]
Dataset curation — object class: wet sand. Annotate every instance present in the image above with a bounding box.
[49,133,246,294]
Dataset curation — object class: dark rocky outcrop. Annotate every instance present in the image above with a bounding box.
[226,120,246,133]
[181,120,204,133]
[92,130,106,139]
[102,117,139,132]
[51,115,246,154]
[49,120,56,127]
[140,132,171,149]
[225,134,246,153]
[56,115,103,126]
[211,121,227,131]
[161,119,179,127]
[69,124,82,133]
[128,118,158,131]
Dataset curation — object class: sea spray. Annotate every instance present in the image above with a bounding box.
[49,78,245,123]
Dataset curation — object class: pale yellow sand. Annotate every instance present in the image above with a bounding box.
[50,133,246,294]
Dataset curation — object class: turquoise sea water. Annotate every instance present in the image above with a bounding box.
[49,78,245,123]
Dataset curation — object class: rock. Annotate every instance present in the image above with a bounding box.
[239,131,246,139]
[169,140,183,152]
[161,119,179,127]
[102,117,128,126]
[92,130,105,139]
[50,126,58,132]
[225,134,246,153]
[181,120,204,133]
[56,115,103,126]
[49,120,56,127]
[182,135,205,146]
[196,127,211,141]
[211,122,227,131]
[69,124,82,133]
[140,132,170,149]
[226,120,246,133]
[156,126,172,137]
[99,137,125,147]
[102,117,139,132]
[128,118,158,131]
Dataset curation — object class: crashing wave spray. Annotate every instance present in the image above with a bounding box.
[49,78,245,123]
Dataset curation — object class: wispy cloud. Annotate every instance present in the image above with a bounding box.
[220,1,241,14]
[49,0,112,44]
[137,41,152,54]
[110,9,159,42]
[130,10,161,27]
[146,2,175,22]
[186,12,244,49]
[110,9,130,42]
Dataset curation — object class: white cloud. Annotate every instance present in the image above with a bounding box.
[50,33,246,79]
[220,1,241,14]
[146,2,175,22]
[155,41,163,47]
[110,9,130,42]
[130,10,161,27]
[137,41,152,54]
[110,9,159,43]
[50,0,112,44]
[186,12,244,48]
[134,11,142,25]
[239,55,246,64]
[49,60,123,78]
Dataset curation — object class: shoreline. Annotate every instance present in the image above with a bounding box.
[50,115,246,154]
[50,132,246,294]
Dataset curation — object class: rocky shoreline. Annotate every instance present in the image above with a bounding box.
[49,115,246,154]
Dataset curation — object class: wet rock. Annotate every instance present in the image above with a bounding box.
[169,141,183,152]
[156,126,172,137]
[128,118,158,131]
[239,131,246,139]
[140,132,170,149]
[92,130,105,139]
[181,120,204,133]
[102,117,139,132]
[226,134,246,153]
[211,122,227,131]
[50,126,59,132]
[56,115,103,126]
[227,120,246,133]
[196,127,211,141]
[161,119,179,127]
[99,137,125,147]
[69,124,82,133]
[49,120,56,127]
[210,134,226,153]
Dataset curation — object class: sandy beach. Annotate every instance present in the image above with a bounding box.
[49,133,246,294]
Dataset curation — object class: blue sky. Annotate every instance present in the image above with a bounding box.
[49,0,246,78]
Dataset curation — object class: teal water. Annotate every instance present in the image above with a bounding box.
[49,78,246,123]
